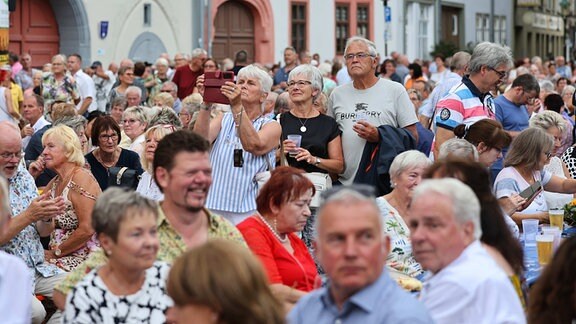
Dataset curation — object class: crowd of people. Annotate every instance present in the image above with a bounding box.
[0,36,575,323]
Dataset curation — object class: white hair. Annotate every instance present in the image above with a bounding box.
[125,86,142,98]
[388,150,431,186]
[237,64,273,94]
[412,178,482,239]
[438,138,479,161]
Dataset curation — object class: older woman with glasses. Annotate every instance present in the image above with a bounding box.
[107,66,134,112]
[42,125,101,271]
[63,188,172,323]
[85,116,143,191]
[122,106,149,158]
[495,127,576,225]
[194,64,281,225]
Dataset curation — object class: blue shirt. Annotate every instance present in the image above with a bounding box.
[288,271,433,324]
[492,95,529,174]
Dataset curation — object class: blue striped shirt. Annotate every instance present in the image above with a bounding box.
[206,112,276,213]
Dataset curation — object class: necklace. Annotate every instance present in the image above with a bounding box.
[257,214,288,243]
[96,148,118,169]
[294,109,314,133]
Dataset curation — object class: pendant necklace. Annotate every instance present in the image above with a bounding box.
[296,109,314,133]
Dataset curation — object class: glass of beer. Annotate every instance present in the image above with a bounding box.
[548,209,564,231]
[536,234,554,266]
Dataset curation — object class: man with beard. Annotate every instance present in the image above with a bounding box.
[432,42,513,158]
[52,130,246,309]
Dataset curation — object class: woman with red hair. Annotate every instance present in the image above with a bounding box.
[237,166,317,311]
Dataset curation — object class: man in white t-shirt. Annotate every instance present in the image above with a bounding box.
[407,178,525,324]
[67,54,96,115]
[91,61,116,112]
[327,36,418,185]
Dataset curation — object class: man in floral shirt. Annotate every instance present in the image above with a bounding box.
[0,121,66,324]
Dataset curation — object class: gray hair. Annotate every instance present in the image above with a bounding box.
[412,178,482,240]
[92,187,158,242]
[529,110,566,133]
[562,85,575,97]
[53,115,87,135]
[468,42,513,74]
[539,80,555,94]
[237,64,273,94]
[344,36,378,57]
[288,64,324,101]
[51,54,67,65]
[191,48,207,59]
[504,127,554,170]
[125,86,142,98]
[123,106,150,125]
[389,150,431,186]
[438,138,479,161]
[162,81,178,93]
[155,57,169,67]
[149,108,182,129]
[450,51,471,72]
[318,62,332,77]
[315,186,381,236]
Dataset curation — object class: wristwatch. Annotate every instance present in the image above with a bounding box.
[314,157,321,166]
[53,248,62,257]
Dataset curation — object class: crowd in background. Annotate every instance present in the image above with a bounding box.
[0,36,575,324]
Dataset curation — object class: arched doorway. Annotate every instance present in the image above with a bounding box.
[9,0,90,67]
[9,0,59,67]
[213,1,255,64]
[129,32,167,63]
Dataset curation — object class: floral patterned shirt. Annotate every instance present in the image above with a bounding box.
[56,206,246,294]
[1,163,62,283]
[376,197,423,277]
[41,73,79,106]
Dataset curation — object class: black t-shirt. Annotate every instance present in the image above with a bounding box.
[85,148,143,191]
[280,112,341,173]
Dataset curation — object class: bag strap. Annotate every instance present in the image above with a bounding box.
[277,113,288,167]
[116,167,128,185]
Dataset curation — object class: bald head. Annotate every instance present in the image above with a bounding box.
[0,121,23,179]
[0,121,21,139]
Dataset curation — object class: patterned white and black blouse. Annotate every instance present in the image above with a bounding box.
[63,261,173,324]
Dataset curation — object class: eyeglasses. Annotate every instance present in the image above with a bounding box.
[0,151,23,160]
[545,151,553,159]
[99,134,119,142]
[122,119,139,124]
[488,66,507,79]
[178,112,190,117]
[287,80,312,88]
[203,64,217,69]
[344,52,374,61]
[160,89,174,93]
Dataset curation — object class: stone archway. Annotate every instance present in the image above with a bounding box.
[212,0,274,64]
[49,0,91,63]
[129,32,168,63]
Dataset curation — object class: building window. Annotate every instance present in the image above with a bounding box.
[336,4,349,54]
[357,4,369,39]
[417,5,430,60]
[494,16,507,45]
[476,13,490,43]
[144,3,151,27]
[291,3,306,52]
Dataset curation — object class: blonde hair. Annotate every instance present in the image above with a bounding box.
[167,240,285,324]
[141,125,176,172]
[153,92,174,108]
[42,125,85,167]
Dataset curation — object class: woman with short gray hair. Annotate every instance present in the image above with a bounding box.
[194,64,281,225]
[63,188,172,323]
[376,150,431,277]
[122,106,149,158]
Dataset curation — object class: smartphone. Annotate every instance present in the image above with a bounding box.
[519,181,542,201]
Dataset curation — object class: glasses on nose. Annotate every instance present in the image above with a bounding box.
[99,134,118,142]
[160,89,173,93]
[123,119,138,124]
[488,66,507,79]
[287,80,312,88]
[178,112,190,117]
[545,151,553,159]
[0,151,23,160]
[203,65,217,69]
[344,52,374,61]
